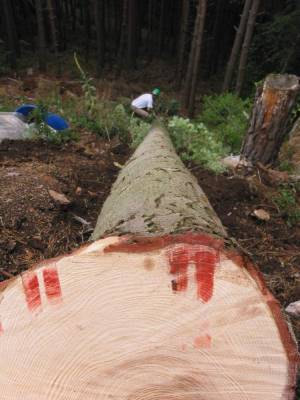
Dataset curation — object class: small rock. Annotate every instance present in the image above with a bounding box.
[49,189,71,205]
[221,155,240,169]
[76,186,82,195]
[6,171,20,177]
[88,190,97,198]
[285,301,300,317]
[7,240,16,253]
[252,209,270,221]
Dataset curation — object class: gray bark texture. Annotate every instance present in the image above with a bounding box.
[241,74,300,165]
[92,124,227,240]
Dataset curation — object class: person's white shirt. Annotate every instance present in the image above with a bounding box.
[131,93,153,109]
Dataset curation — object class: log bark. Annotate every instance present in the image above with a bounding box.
[241,74,300,165]
[0,125,298,399]
[92,124,226,240]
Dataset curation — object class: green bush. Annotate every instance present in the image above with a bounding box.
[198,93,250,153]
[129,118,151,148]
[155,94,180,117]
[25,102,79,144]
[274,184,300,227]
[249,8,300,80]
[167,116,226,173]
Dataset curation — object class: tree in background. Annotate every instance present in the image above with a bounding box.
[2,0,19,69]
[236,0,261,95]
[95,0,105,76]
[35,0,47,72]
[183,0,207,117]
[222,0,253,92]
[176,0,190,87]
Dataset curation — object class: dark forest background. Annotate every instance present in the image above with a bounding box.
[0,0,300,114]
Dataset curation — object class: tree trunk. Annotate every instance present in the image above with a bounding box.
[118,0,128,63]
[47,0,60,74]
[47,0,58,55]
[206,0,225,78]
[127,0,137,68]
[95,0,105,76]
[235,0,260,96]
[183,0,207,117]
[2,0,18,68]
[35,0,47,72]
[158,0,165,55]
[0,124,297,399]
[176,0,190,86]
[241,74,300,165]
[83,0,91,60]
[222,0,253,92]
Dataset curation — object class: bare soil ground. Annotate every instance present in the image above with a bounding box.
[0,135,129,278]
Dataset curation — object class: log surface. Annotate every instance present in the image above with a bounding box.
[92,125,227,240]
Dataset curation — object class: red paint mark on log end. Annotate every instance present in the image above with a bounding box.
[43,267,62,304]
[22,272,42,312]
[0,322,3,336]
[194,334,211,349]
[168,246,189,292]
[195,251,218,303]
[168,245,218,302]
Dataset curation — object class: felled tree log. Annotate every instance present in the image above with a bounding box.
[0,125,298,399]
[241,74,300,165]
[92,124,226,239]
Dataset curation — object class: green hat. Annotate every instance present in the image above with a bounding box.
[152,88,161,96]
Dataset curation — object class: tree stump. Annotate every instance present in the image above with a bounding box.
[0,126,298,399]
[241,74,300,165]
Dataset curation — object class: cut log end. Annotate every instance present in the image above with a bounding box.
[265,74,300,91]
[0,234,297,399]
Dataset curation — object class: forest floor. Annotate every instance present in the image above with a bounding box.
[0,135,299,348]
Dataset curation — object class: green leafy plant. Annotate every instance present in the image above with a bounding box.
[167,116,226,173]
[198,93,251,153]
[274,184,300,226]
[129,118,151,148]
[74,53,97,116]
[26,102,78,144]
[155,94,180,117]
